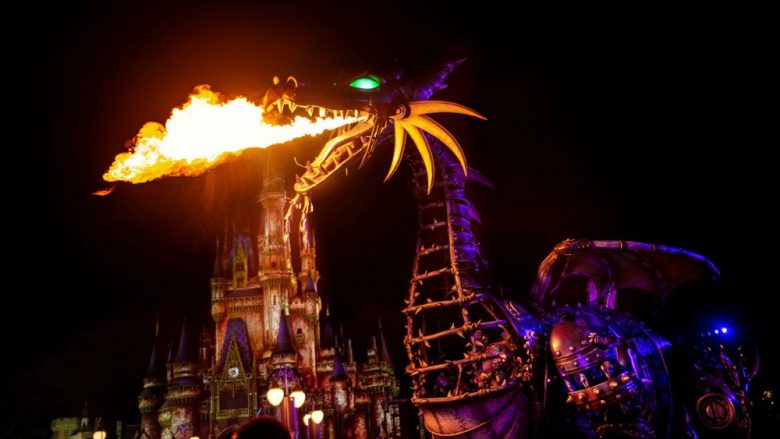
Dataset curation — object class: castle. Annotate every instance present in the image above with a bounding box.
[137,156,402,439]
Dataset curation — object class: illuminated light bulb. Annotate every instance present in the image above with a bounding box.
[267,387,284,406]
[290,390,306,408]
[311,410,324,424]
[303,414,311,425]
[721,327,728,334]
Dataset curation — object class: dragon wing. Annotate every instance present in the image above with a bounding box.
[530,239,719,313]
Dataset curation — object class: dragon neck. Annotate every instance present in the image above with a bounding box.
[408,140,491,296]
[404,139,522,401]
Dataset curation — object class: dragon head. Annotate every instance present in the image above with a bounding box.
[261,60,485,193]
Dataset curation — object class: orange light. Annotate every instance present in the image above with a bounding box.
[267,387,285,407]
[103,85,362,184]
[290,390,306,408]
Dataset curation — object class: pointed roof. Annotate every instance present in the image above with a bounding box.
[217,319,253,372]
[378,319,392,364]
[320,307,335,349]
[303,275,317,294]
[331,351,348,381]
[228,232,257,276]
[145,320,166,378]
[272,310,297,356]
[212,243,223,278]
[211,253,222,277]
[174,317,195,363]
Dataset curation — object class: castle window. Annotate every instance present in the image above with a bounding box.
[233,246,248,288]
[296,328,303,335]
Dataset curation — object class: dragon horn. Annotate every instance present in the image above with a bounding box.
[409,101,487,120]
[403,124,435,193]
[385,121,408,182]
[405,115,468,176]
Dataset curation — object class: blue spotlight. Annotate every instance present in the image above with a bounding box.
[721,327,728,334]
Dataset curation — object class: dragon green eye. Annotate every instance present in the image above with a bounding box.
[349,76,381,90]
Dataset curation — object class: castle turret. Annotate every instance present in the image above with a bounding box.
[259,151,296,350]
[160,318,202,439]
[378,319,392,366]
[297,192,319,291]
[330,351,350,438]
[211,238,226,323]
[212,217,264,368]
[138,321,165,439]
[290,273,320,379]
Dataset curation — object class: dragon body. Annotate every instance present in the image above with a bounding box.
[264,61,755,438]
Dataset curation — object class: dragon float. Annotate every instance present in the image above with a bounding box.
[259,61,754,438]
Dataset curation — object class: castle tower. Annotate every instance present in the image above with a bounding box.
[358,320,401,438]
[258,151,296,350]
[330,352,350,439]
[316,307,337,389]
[289,274,320,383]
[138,322,165,439]
[211,220,264,366]
[297,192,319,285]
[160,318,202,439]
[290,193,321,379]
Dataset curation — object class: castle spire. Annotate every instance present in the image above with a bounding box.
[174,317,195,363]
[331,351,348,381]
[303,275,317,294]
[212,237,223,278]
[320,306,335,349]
[272,309,297,356]
[378,318,392,364]
[145,317,165,378]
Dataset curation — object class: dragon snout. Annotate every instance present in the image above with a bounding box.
[261,75,300,125]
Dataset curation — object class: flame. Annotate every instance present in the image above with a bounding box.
[103,85,361,183]
[92,185,116,196]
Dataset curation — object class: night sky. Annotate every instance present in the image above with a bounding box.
[4,1,774,437]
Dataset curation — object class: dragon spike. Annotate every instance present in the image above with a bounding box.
[403,123,435,193]
[406,115,468,176]
[408,101,487,120]
[385,121,408,182]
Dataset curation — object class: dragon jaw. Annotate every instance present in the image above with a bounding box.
[261,64,486,194]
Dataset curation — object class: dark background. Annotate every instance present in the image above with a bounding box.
[3,1,774,437]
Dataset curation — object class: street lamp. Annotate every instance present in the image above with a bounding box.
[302,409,324,439]
[92,417,106,439]
[310,410,323,439]
[266,364,305,438]
[290,390,306,408]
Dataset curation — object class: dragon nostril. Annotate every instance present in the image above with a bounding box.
[287,76,298,89]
